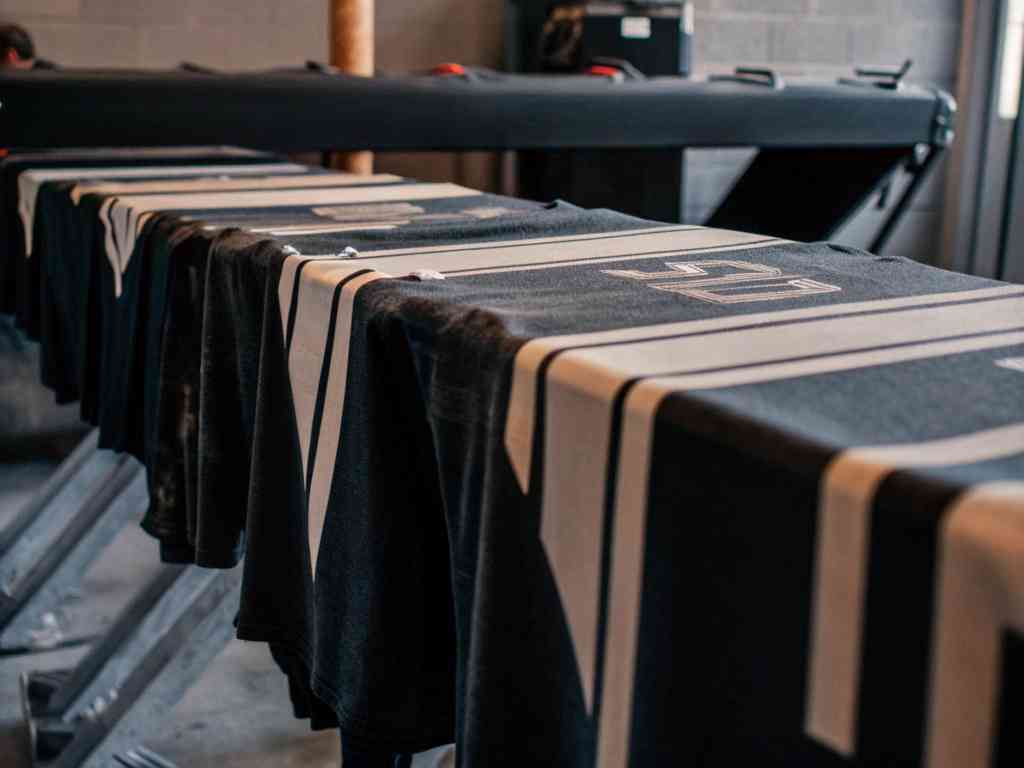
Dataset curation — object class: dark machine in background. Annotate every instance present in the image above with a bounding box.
[508,1,695,222]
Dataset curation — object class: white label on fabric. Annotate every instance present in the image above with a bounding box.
[621,17,651,39]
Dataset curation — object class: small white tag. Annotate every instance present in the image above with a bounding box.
[996,357,1024,373]
[621,17,652,39]
[408,269,446,281]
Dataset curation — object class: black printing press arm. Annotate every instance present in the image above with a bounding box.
[0,69,954,152]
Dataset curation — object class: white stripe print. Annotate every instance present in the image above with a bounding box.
[339,226,770,277]
[808,427,1024,759]
[524,295,1024,729]
[307,271,385,574]
[103,183,479,292]
[282,254,389,576]
[928,482,1024,768]
[285,227,771,579]
[70,172,401,201]
[601,420,1024,768]
[496,294,1024,768]
[286,262,378,499]
[18,162,306,257]
[504,286,1024,495]
[278,227,765,341]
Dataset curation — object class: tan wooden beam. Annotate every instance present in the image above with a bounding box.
[329,0,375,174]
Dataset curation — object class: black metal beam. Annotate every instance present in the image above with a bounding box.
[0,70,953,152]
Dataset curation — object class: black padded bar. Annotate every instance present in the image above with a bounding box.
[0,69,955,152]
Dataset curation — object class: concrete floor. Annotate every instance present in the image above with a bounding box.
[0,455,341,768]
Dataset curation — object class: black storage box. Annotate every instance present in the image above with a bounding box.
[516,1,695,222]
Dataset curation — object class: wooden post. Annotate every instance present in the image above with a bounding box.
[329,0,375,174]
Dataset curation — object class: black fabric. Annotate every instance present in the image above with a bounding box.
[11,146,1023,768]
[855,473,960,764]
[74,195,649,740]
[314,245,1022,765]
[232,203,653,747]
[139,226,210,559]
[635,409,840,767]
[995,631,1024,768]
[631,387,1024,767]
[177,195,627,569]
[33,181,79,399]
[145,216,1022,763]
[0,147,280,318]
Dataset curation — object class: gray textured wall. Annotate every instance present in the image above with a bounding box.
[0,0,329,69]
[688,0,962,260]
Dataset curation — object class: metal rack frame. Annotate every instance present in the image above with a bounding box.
[1,433,241,768]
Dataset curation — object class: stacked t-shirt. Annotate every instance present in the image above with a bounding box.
[269,227,1024,767]
[8,147,1022,768]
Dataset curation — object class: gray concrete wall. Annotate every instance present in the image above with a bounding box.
[0,0,329,69]
[687,0,962,260]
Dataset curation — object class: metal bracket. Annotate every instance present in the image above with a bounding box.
[21,566,242,768]
[709,67,785,90]
[588,57,647,80]
[930,88,958,149]
[0,461,148,652]
[178,62,217,74]
[0,431,101,557]
[305,60,340,75]
[840,58,913,90]
[3,430,246,766]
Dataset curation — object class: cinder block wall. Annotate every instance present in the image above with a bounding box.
[1,0,329,69]
[688,0,962,260]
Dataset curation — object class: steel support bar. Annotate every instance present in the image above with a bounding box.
[22,565,214,721]
[0,450,122,600]
[0,463,149,651]
[21,567,240,768]
[705,146,910,244]
[869,145,946,255]
[0,430,100,557]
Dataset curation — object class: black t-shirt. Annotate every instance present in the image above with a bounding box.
[13,162,393,560]
[232,206,701,751]
[0,146,285,322]
[270,229,1024,765]
[106,177,462,565]
[45,165,340,415]
[17,149,1024,766]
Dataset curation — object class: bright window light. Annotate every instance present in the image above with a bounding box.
[999,0,1024,118]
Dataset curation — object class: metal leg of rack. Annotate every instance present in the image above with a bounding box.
[0,432,137,653]
[21,566,241,768]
